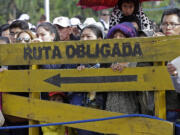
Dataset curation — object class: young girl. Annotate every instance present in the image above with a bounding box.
[109,0,153,31]
[41,92,76,135]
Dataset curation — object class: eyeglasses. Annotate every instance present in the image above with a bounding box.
[101,14,110,16]
[10,32,19,36]
[161,22,180,29]
[16,37,31,43]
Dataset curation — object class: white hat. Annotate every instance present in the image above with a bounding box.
[93,22,104,32]
[83,18,96,26]
[79,17,97,29]
[70,18,81,26]
[18,14,30,21]
[53,16,71,27]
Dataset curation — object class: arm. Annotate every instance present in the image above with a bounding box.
[167,63,180,92]
[111,62,129,72]
[109,6,122,29]
[136,8,153,31]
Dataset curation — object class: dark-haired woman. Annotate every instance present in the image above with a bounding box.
[109,0,153,31]
[36,22,60,42]
[71,24,106,135]
[36,22,76,100]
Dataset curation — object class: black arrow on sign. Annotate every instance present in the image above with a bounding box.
[44,74,137,87]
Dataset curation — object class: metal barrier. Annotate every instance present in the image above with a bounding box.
[0,35,179,135]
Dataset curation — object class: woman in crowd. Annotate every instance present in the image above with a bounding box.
[16,30,36,43]
[36,22,76,100]
[105,22,140,114]
[36,22,60,42]
[0,24,10,40]
[71,24,106,135]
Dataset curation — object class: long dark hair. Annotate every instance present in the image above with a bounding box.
[118,0,140,13]
[37,22,60,41]
[81,25,104,39]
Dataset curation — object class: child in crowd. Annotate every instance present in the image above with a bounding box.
[109,0,153,31]
[41,92,76,135]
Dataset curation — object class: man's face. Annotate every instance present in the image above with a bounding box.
[161,14,180,36]
[56,25,71,41]
[71,26,80,37]
[9,27,22,43]
[100,10,110,23]
[2,29,10,39]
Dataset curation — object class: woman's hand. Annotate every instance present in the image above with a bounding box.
[0,68,7,72]
[167,63,177,76]
[111,63,128,72]
[153,32,165,37]
[77,65,85,71]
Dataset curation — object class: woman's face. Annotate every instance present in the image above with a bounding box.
[80,28,97,40]
[121,2,135,16]
[36,26,55,42]
[2,29,10,38]
[113,30,126,39]
[16,32,31,43]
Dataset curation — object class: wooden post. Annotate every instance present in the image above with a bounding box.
[154,62,166,119]
[29,65,40,135]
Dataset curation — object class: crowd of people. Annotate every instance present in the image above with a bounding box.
[0,0,180,134]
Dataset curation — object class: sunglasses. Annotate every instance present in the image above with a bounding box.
[101,14,110,16]
[16,37,31,43]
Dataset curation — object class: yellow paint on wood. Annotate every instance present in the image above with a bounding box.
[155,91,166,119]
[154,62,166,119]
[29,65,40,135]
[2,94,174,135]
[0,67,174,92]
[0,35,180,66]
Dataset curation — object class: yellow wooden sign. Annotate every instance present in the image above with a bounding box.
[0,67,174,92]
[2,94,174,135]
[0,36,180,66]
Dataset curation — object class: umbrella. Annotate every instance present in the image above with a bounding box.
[77,0,162,11]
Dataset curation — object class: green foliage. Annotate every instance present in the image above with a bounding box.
[0,0,99,25]
[0,0,179,25]
[142,0,180,24]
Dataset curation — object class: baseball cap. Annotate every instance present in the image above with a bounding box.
[79,17,97,29]
[70,17,81,26]
[18,14,30,21]
[49,92,66,97]
[53,16,71,27]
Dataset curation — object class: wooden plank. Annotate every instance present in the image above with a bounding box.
[29,65,40,135]
[155,91,166,119]
[154,62,166,119]
[0,67,174,92]
[2,94,174,135]
[0,36,180,66]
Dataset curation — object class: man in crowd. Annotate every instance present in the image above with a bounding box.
[161,8,180,122]
[70,17,81,40]
[53,16,72,41]
[99,10,110,32]
[161,8,180,36]
[9,20,29,43]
